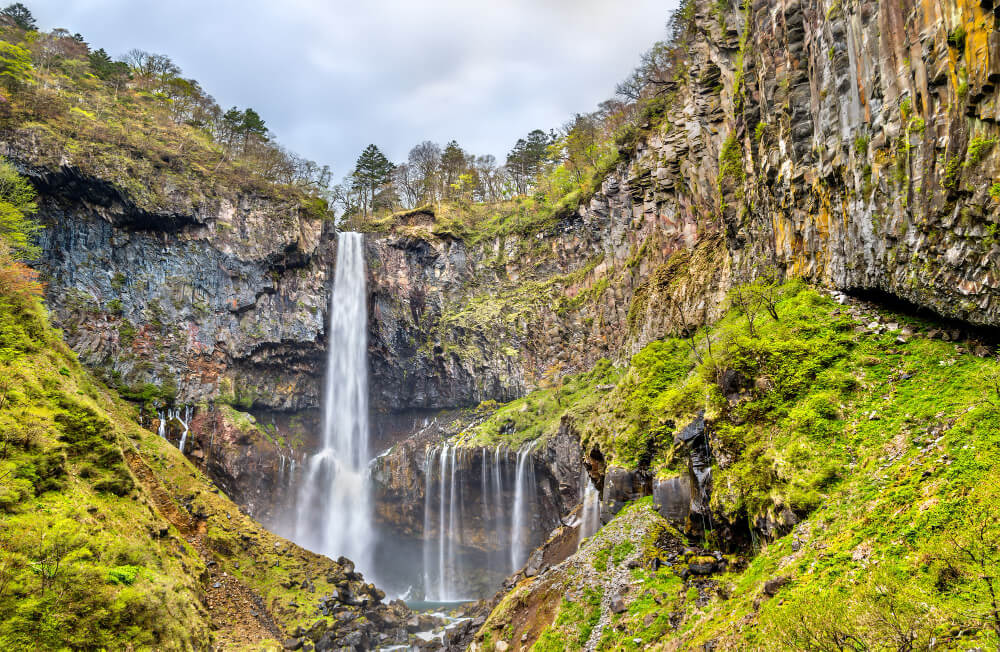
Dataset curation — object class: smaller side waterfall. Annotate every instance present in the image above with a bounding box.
[577,474,601,548]
[423,445,469,602]
[177,406,192,454]
[157,406,192,453]
[510,444,538,571]
[421,442,549,600]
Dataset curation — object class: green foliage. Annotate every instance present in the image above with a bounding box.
[942,154,963,189]
[87,48,128,82]
[0,41,31,90]
[718,132,745,194]
[967,136,997,167]
[0,3,35,31]
[0,156,39,260]
[106,565,143,586]
[947,25,966,50]
[464,359,621,449]
[989,182,1000,201]
[0,24,331,217]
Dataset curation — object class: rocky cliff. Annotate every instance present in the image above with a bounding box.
[367,0,1000,422]
[22,0,1000,450]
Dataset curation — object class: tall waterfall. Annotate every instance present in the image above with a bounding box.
[294,232,374,576]
[577,474,601,548]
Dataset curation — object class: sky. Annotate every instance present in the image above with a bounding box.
[27,1,675,175]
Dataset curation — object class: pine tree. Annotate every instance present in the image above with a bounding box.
[1,3,36,31]
[240,108,267,141]
[440,140,467,198]
[87,48,130,85]
[351,144,394,217]
[506,129,552,195]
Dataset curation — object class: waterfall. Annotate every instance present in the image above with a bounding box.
[449,447,461,594]
[493,445,505,553]
[577,474,601,548]
[510,444,537,571]
[422,448,434,599]
[157,410,166,438]
[293,232,374,577]
[177,405,191,454]
[422,442,547,600]
[422,444,464,602]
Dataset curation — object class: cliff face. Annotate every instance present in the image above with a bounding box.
[367,0,1000,419]
[25,0,1000,428]
[18,158,335,412]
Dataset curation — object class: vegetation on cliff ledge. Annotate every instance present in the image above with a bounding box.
[473,280,1000,649]
[0,9,333,215]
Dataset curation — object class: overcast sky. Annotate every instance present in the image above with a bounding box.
[27,1,674,175]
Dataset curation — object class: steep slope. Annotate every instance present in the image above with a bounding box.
[0,294,409,650]
[464,284,1000,650]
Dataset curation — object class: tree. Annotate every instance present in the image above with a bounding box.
[351,144,394,218]
[0,157,42,301]
[240,108,267,141]
[506,129,552,195]
[0,157,39,260]
[217,106,268,152]
[0,42,32,91]
[440,140,468,198]
[123,49,179,92]
[407,141,442,205]
[1,3,36,31]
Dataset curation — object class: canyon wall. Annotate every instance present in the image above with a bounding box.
[14,0,1000,570]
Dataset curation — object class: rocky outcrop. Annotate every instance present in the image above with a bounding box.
[12,154,335,411]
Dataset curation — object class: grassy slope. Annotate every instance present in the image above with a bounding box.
[0,24,326,215]
[0,294,375,649]
[472,283,1000,650]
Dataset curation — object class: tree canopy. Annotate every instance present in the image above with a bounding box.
[1,3,35,31]
[351,144,394,218]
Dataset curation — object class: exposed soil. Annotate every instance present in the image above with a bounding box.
[123,448,283,649]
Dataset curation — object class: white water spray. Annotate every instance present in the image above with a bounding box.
[577,475,601,548]
[294,232,374,576]
[177,406,191,454]
[510,444,538,571]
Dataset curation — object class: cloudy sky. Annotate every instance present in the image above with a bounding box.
[28,1,674,175]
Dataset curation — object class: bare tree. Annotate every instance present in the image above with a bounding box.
[407,141,442,205]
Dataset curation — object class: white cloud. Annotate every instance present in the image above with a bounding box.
[29,0,674,172]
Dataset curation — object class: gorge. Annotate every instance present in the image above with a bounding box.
[3,0,1000,649]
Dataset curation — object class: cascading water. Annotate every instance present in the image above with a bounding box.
[424,444,541,601]
[293,232,374,577]
[158,407,192,452]
[510,444,538,571]
[577,475,601,548]
[177,406,191,454]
